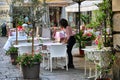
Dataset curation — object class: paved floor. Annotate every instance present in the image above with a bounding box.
[0,37,93,80]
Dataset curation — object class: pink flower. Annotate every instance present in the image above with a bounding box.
[95,39,98,45]
[17,26,24,31]
[82,32,95,41]
[94,35,100,45]
[86,33,92,36]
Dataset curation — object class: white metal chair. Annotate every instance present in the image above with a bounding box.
[9,28,26,38]
[48,44,68,72]
[41,27,51,38]
[8,28,16,38]
[39,45,50,68]
[18,45,38,55]
[18,46,32,55]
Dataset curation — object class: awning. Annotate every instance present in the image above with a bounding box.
[39,0,72,7]
[65,1,103,12]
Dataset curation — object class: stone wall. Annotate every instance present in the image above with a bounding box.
[113,13,120,46]
[112,0,120,80]
[112,0,120,11]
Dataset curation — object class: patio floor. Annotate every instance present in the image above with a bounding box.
[0,36,97,80]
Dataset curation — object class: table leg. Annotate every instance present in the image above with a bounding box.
[84,56,87,76]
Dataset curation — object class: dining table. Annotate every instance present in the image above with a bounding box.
[3,36,27,51]
[3,34,51,51]
[13,42,42,55]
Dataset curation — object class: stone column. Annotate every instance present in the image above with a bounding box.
[112,0,120,80]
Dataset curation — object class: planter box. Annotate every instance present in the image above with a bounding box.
[22,63,40,79]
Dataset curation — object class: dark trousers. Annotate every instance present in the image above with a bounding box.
[67,36,76,66]
[2,27,7,36]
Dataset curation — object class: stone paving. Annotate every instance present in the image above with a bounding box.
[0,37,90,80]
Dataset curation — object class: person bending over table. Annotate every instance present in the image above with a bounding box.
[59,18,76,69]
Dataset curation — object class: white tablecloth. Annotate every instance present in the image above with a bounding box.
[3,36,27,51]
[43,42,64,46]
[13,42,40,55]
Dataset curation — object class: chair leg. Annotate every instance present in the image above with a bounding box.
[43,55,45,68]
[50,57,52,72]
[47,53,50,70]
[95,65,98,79]
[66,56,68,71]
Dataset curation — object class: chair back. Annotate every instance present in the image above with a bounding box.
[18,46,37,55]
[9,28,16,37]
[42,27,51,38]
[18,46,32,55]
[9,28,26,37]
[49,44,67,57]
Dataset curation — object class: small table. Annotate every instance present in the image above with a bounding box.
[82,48,111,79]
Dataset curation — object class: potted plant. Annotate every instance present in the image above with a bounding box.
[75,30,96,56]
[82,32,96,46]
[16,53,42,79]
[75,30,85,56]
[6,46,18,65]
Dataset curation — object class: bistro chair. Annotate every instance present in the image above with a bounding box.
[48,44,68,72]
[41,27,51,38]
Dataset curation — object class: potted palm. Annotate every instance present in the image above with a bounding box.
[17,53,42,79]
[75,30,85,56]
[6,46,18,65]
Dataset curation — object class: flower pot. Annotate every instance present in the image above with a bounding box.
[96,78,111,80]
[10,53,18,65]
[79,48,84,57]
[22,62,40,79]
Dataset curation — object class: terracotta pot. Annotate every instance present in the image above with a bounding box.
[79,48,84,57]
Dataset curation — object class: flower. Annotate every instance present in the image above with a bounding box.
[17,26,24,31]
[16,53,42,67]
[95,35,100,45]
[82,32,96,41]
[75,31,96,48]
[95,35,103,50]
